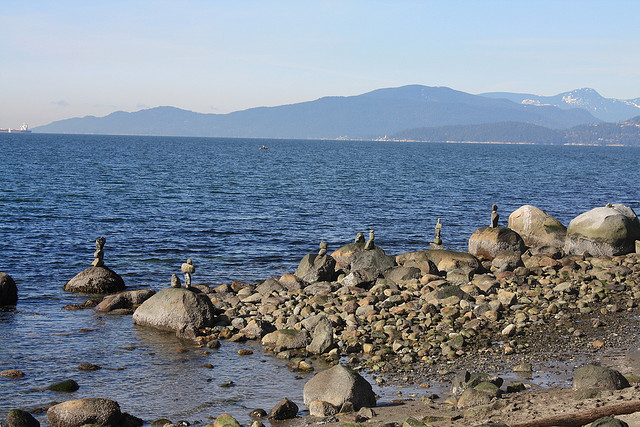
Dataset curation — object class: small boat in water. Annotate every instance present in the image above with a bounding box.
[0,123,32,133]
[259,145,269,150]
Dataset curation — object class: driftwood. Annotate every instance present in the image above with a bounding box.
[510,400,640,427]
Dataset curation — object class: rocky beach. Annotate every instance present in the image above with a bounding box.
[3,203,640,426]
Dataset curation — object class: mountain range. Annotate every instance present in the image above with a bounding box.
[33,85,640,142]
[481,88,640,123]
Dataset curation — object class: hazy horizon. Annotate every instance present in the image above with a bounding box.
[3,1,640,127]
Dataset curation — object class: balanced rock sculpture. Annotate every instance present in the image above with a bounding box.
[564,203,640,256]
[64,237,125,294]
[181,259,195,289]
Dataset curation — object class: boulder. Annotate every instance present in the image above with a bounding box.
[508,205,567,248]
[96,289,155,312]
[384,266,422,282]
[295,254,336,283]
[4,409,40,427]
[468,227,526,260]
[0,272,18,306]
[341,269,376,289]
[255,278,284,295]
[349,247,395,275]
[261,329,309,350]
[564,204,640,256]
[422,250,482,274]
[590,416,629,427]
[132,288,216,336]
[268,398,298,420]
[308,400,339,417]
[47,379,79,392]
[331,242,366,265]
[395,251,439,276]
[63,267,125,294]
[240,319,275,340]
[47,398,121,427]
[279,273,307,291]
[491,251,524,273]
[213,414,241,427]
[573,364,630,391]
[307,317,334,354]
[303,364,376,411]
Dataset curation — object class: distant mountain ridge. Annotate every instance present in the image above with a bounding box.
[481,88,640,123]
[34,85,598,139]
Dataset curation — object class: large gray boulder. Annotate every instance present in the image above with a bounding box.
[573,364,630,391]
[468,227,526,260]
[564,204,640,256]
[63,267,125,294]
[349,247,395,275]
[295,254,336,283]
[0,272,18,306]
[96,289,156,312]
[303,364,376,410]
[508,205,567,248]
[132,288,216,336]
[47,398,121,427]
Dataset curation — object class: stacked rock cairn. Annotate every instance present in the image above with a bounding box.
[181,259,195,289]
[91,237,106,267]
[490,204,500,228]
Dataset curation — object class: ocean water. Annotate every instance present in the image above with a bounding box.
[1,133,639,424]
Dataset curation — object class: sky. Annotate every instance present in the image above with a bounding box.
[2,1,640,127]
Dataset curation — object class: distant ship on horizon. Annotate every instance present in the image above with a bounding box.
[0,123,31,133]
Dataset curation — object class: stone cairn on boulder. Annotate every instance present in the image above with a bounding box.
[355,232,365,244]
[63,237,126,294]
[170,273,181,288]
[364,229,375,250]
[91,236,106,267]
[181,259,195,289]
[318,241,328,256]
[490,204,499,228]
[430,218,443,249]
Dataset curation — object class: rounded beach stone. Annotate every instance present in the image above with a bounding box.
[508,205,567,248]
[268,398,299,420]
[63,267,125,294]
[564,204,640,256]
[47,398,122,427]
[47,379,80,392]
[303,364,376,411]
[573,364,629,391]
[4,409,40,427]
[213,413,241,427]
[0,272,18,306]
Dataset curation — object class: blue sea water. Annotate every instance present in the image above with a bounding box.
[1,133,639,424]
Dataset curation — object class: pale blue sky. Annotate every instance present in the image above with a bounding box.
[2,0,639,127]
